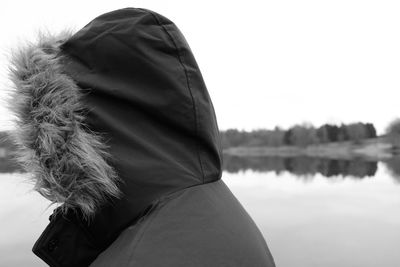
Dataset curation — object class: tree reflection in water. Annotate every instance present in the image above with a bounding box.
[223,154,400,182]
[2,152,400,183]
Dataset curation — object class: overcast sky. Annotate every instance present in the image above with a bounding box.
[1,0,399,134]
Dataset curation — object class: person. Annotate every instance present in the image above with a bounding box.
[7,7,276,267]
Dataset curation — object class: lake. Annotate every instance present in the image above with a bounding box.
[1,157,400,267]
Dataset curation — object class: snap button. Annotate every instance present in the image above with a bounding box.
[47,238,59,252]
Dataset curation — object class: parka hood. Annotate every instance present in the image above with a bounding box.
[8,7,223,264]
[8,30,122,218]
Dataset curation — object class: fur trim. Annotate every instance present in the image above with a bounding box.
[7,31,121,219]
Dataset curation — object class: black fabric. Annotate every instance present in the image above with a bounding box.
[90,180,275,267]
[32,7,275,267]
[62,6,222,248]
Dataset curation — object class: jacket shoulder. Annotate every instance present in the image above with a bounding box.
[90,180,275,267]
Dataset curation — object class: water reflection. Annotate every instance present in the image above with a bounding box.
[1,159,400,267]
[384,157,400,184]
[223,153,400,183]
[2,153,400,183]
[223,166,400,267]
[0,154,400,183]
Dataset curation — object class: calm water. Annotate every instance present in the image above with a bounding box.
[1,160,400,267]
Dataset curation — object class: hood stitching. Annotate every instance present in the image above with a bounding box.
[145,9,206,183]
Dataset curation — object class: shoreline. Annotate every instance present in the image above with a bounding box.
[223,138,398,161]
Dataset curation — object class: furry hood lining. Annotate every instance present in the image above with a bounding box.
[7,31,121,219]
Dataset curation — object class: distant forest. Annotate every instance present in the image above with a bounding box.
[2,119,400,151]
[220,119,400,149]
[1,119,400,176]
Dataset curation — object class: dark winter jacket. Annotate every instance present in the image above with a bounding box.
[8,7,276,267]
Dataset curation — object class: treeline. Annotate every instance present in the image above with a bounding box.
[3,118,400,151]
[221,122,377,149]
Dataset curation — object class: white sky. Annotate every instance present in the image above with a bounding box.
[1,0,399,134]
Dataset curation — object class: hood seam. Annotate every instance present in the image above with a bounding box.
[143,8,206,184]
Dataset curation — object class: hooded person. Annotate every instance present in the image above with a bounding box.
[7,7,276,267]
